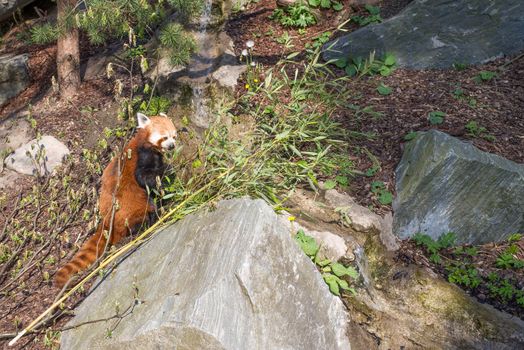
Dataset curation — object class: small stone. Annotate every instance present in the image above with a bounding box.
[308,230,348,261]
[325,189,382,232]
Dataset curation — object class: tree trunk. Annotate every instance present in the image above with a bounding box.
[56,0,80,99]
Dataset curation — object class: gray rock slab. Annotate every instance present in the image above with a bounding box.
[0,54,29,106]
[60,198,351,350]
[393,130,524,244]
[323,0,524,69]
[4,135,70,176]
[324,189,382,233]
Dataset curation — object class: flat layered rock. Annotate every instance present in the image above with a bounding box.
[393,130,524,244]
[60,198,350,350]
[0,54,29,106]
[4,135,70,176]
[323,0,524,69]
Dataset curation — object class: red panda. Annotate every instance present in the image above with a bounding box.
[54,113,177,288]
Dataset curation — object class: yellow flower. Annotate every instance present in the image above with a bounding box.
[288,216,296,222]
[253,78,259,83]
[245,84,250,89]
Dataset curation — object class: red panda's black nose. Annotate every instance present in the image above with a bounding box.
[167,143,175,150]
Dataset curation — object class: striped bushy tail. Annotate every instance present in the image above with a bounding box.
[54,227,107,288]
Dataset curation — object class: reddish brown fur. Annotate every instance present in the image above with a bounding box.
[54,116,176,288]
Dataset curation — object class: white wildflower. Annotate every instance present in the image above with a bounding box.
[241,49,248,56]
[250,61,256,67]
[246,40,255,48]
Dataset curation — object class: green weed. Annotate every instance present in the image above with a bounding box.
[351,5,382,26]
[465,120,495,142]
[270,4,317,28]
[335,52,396,78]
[295,229,358,296]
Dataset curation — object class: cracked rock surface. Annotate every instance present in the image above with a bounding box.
[60,198,350,350]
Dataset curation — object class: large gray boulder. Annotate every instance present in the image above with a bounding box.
[0,54,29,107]
[60,198,350,350]
[0,0,35,22]
[5,135,70,176]
[323,0,524,69]
[393,130,524,244]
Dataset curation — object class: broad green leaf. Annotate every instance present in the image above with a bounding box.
[321,0,331,8]
[378,191,393,205]
[404,131,417,141]
[383,53,396,66]
[332,2,343,11]
[370,181,385,193]
[309,0,321,7]
[379,65,392,76]
[338,279,350,290]
[324,179,337,190]
[335,175,349,186]
[377,83,392,95]
[335,58,347,68]
[323,273,341,296]
[331,263,359,279]
[295,229,319,257]
[345,65,357,77]
[428,111,446,125]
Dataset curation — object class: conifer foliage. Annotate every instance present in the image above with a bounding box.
[30,0,203,97]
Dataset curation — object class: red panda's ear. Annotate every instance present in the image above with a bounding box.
[137,113,150,128]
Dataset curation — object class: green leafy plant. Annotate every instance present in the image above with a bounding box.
[377,83,392,95]
[452,62,467,71]
[474,70,497,83]
[305,31,332,51]
[139,96,173,115]
[270,3,317,28]
[335,52,396,77]
[370,181,393,205]
[403,131,418,141]
[413,232,456,264]
[465,120,496,142]
[447,264,481,288]
[295,230,358,296]
[309,0,343,11]
[351,5,382,26]
[428,111,446,125]
[496,246,524,269]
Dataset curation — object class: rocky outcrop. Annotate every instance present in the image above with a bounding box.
[393,130,524,244]
[4,135,70,176]
[286,188,524,349]
[60,198,351,350]
[322,0,524,69]
[0,54,29,107]
[0,0,35,22]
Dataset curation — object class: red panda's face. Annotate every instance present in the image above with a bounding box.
[137,113,177,151]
